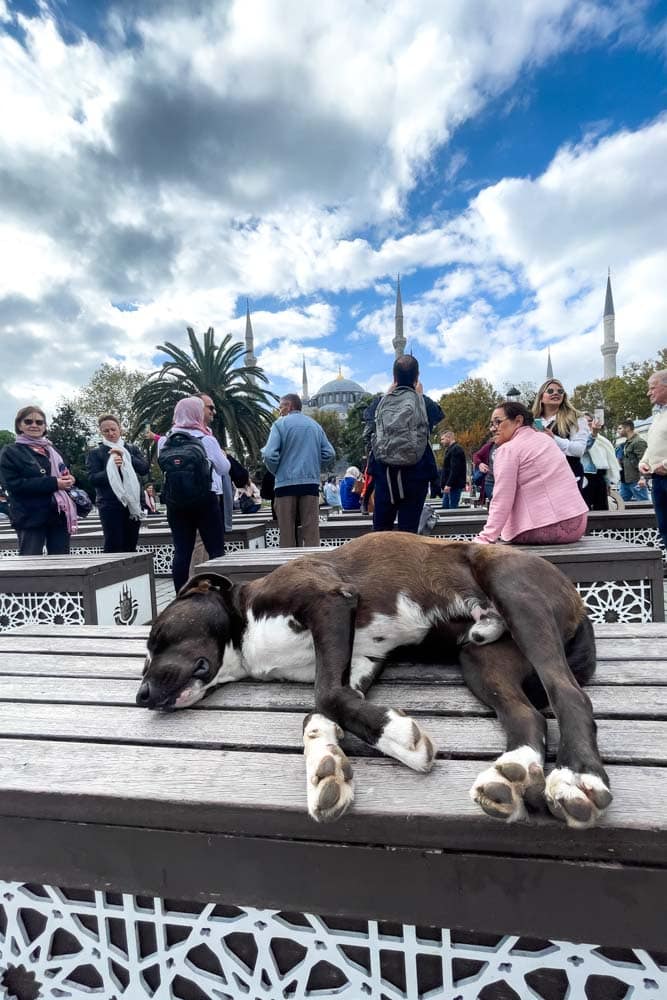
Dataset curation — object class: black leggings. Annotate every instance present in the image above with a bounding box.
[167,492,225,591]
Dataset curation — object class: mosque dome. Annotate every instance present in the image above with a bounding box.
[309,370,368,416]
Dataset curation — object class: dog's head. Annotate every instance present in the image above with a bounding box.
[136,573,240,711]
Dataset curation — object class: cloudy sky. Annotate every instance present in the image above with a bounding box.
[1,0,666,429]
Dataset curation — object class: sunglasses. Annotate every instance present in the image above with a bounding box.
[544,387,565,396]
[23,418,45,426]
[489,417,510,428]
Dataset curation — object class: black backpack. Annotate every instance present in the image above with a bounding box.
[158,431,211,509]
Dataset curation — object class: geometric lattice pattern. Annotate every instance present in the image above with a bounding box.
[575,578,654,623]
[137,544,174,577]
[590,526,667,565]
[265,526,280,548]
[1,881,665,999]
[0,592,84,633]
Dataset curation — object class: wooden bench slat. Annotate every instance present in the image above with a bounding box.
[0,701,664,764]
[2,677,667,719]
[0,656,664,688]
[0,737,665,865]
[1,631,665,660]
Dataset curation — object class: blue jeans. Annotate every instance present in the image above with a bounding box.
[651,475,667,551]
[619,481,650,502]
[441,489,462,509]
[373,475,429,534]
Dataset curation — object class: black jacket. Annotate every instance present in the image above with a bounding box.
[441,442,467,490]
[86,442,150,506]
[0,443,62,529]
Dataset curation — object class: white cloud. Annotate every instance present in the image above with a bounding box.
[0,0,661,428]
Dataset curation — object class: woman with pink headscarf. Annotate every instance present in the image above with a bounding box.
[158,397,230,590]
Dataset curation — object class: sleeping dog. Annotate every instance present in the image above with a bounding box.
[137,533,612,829]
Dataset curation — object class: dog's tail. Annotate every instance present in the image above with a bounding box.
[564,613,597,687]
[523,614,596,709]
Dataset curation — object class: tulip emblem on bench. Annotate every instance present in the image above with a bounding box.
[114,583,138,626]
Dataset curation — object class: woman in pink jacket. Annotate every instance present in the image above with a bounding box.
[475,401,588,545]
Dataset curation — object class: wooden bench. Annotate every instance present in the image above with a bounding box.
[0,523,267,577]
[0,554,156,632]
[318,508,665,560]
[0,621,665,998]
[199,536,665,624]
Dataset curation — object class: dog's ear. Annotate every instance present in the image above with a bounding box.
[177,573,234,599]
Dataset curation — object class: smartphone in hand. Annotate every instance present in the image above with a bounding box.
[534,418,545,430]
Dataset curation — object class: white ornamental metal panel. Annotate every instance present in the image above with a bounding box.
[0,592,85,633]
[590,527,666,565]
[0,881,665,999]
[575,579,653,624]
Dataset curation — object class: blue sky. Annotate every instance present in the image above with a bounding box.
[1,0,666,428]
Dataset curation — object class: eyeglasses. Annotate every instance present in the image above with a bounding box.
[489,417,510,428]
[22,419,45,426]
[544,387,565,396]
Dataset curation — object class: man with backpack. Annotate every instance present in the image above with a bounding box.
[158,396,230,591]
[365,355,444,533]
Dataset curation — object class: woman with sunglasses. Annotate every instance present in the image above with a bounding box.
[0,405,78,554]
[531,379,589,490]
[474,401,588,545]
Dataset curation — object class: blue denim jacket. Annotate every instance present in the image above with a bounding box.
[262,412,335,489]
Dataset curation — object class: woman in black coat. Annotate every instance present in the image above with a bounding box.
[0,405,78,555]
[86,415,149,553]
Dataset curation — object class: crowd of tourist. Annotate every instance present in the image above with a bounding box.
[0,364,665,582]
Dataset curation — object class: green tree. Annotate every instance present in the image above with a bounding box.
[572,349,667,433]
[310,409,341,468]
[339,395,374,468]
[48,403,94,494]
[438,378,503,436]
[74,363,147,436]
[131,326,277,459]
[0,430,14,447]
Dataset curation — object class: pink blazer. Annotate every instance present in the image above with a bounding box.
[477,426,588,543]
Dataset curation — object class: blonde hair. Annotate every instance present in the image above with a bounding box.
[532,379,580,437]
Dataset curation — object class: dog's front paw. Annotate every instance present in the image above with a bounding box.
[306,743,354,823]
[303,713,354,823]
[376,709,435,772]
[545,768,612,829]
[470,746,545,822]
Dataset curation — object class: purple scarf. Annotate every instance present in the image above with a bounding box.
[15,434,78,535]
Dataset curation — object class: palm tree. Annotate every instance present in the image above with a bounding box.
[131,326,277,458]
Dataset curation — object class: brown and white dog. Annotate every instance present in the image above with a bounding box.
[137,533,612,828]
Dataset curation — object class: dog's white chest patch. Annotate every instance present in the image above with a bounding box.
[353,593,434,657]
[350,593,435,689]
[241,610,316,682]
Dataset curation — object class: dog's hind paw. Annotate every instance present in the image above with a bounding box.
[470,746,545,822]
[376,709,435,772]
[303,713,354,823]
[545,768,612,829]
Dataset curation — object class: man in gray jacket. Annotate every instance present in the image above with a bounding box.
[262,394,335,546]
[618,420,649,501]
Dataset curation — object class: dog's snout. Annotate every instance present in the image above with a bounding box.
[136,681,153,707]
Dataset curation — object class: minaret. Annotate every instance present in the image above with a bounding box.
[546,348,554,380]
[244,300,257,383]
[392,275,406,359]
[601,271,618,379]
[302,356,309,402]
